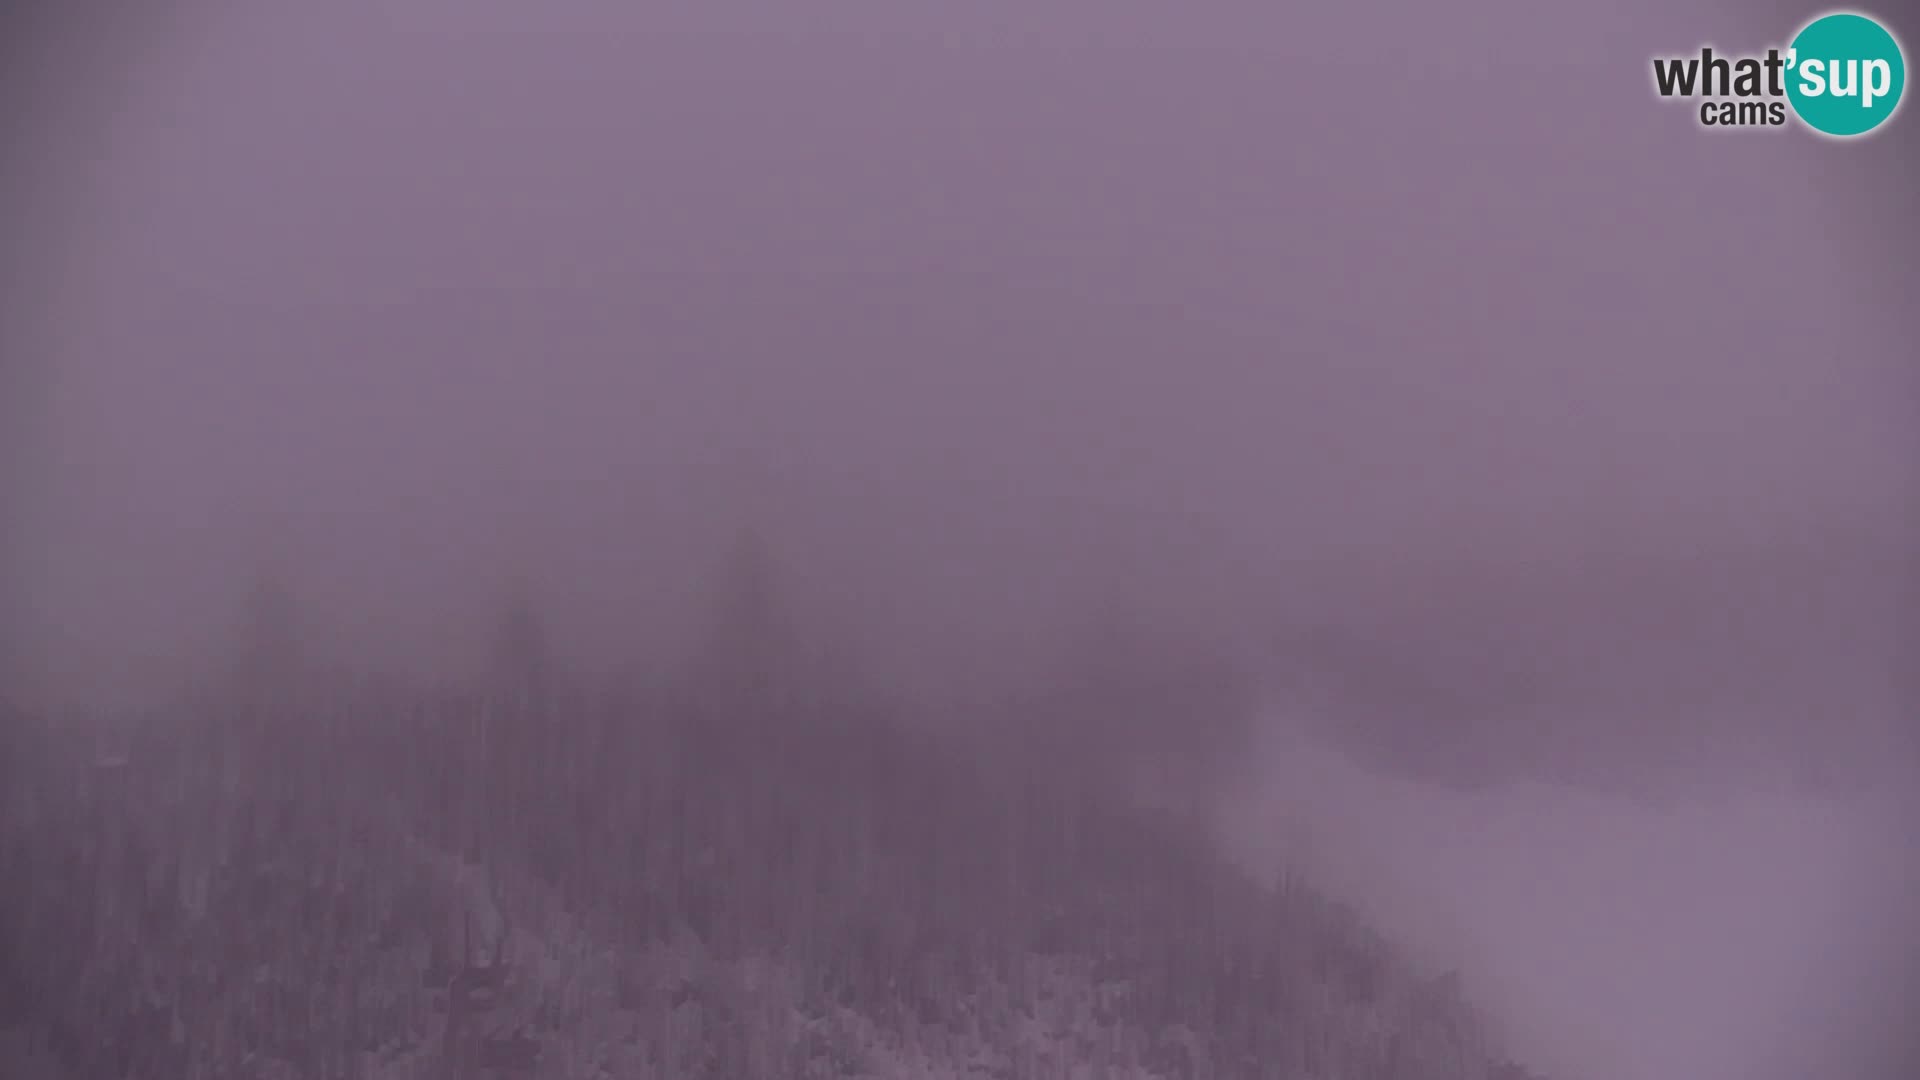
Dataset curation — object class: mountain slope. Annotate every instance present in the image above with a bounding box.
[0,685,1547,1079]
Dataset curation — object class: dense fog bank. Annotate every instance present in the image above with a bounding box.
[1220,714,1920,1080]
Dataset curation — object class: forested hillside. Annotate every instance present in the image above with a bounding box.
[0,563,1549,1080]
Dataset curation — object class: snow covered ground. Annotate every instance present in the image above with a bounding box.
[1218,709,1919,1080]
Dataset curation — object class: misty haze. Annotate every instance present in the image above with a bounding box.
[2,4,1916,1080]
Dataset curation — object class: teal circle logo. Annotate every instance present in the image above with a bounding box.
[1786,12,1906,137]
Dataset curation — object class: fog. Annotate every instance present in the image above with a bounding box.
[4,2,1917,1079]
[1223,718,1920,1080]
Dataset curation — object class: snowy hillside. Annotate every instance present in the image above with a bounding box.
[1219,708,1920,1080]
[0,685,1549,1080]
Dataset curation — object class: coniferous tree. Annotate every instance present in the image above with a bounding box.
[701,527,785,693]
[489,581,553,710]
[481,582,557,859]
[682,525,802,770]
[235,569,301,705]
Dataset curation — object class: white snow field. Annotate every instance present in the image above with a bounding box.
[1219,710,1919,1080]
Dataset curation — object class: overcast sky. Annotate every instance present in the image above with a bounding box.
[5,0,1915,716]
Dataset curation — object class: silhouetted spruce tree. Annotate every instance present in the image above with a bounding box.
[489,582,552,709]
[222,568,308,790]
[483,583,557,854]
[234,569,301,705]
[684,526,799,756]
